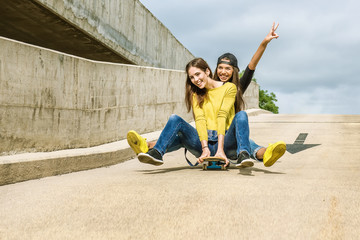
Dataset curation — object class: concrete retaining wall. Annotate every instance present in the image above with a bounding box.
[0,37,192,154]
[0,37,259,155]
[33,0,194,70]
[244,81,259,109]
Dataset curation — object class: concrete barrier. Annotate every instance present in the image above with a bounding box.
[0,36,260,185]
[0,36,259,155]
[0,37,192,154]
[0,38,258,155]
[32,0,194,70]
[244,81,259,109]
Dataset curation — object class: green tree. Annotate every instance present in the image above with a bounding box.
[259,88,279,114]
[240,71,279,114]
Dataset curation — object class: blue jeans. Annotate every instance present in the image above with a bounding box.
[154,114,202,158]
[250,139,263,161]
[153,112,259,160]
[223,111,251,159]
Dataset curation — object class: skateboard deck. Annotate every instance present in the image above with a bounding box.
[202,157,227,170]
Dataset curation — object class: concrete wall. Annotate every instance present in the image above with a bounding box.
[0,37,259,155]
[33,0,194,70]
[243,81,259,109]
[0,37,192,154]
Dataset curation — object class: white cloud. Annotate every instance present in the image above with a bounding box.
[277,84,360,114]
[140,0,360,114]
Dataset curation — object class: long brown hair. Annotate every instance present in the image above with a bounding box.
[213,58,245,112]
[185,58,213,112]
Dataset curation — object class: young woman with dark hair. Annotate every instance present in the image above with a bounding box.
[213,23,286,167]
[128,22,286,167]
[136,58,253,167]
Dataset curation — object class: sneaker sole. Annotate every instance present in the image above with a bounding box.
[236,160,254,168]
[264,144,286,167]
[138,153,163,166]
[127,131,148,155]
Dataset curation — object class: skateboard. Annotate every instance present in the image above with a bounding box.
[202,157,227,170]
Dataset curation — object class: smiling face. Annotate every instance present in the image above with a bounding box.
[216,60,234,82]
[187,66,210,89]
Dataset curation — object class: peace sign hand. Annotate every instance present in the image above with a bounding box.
[264,22,279,43]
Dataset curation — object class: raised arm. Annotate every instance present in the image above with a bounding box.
[240,22,279,94]
[248,22,279,70]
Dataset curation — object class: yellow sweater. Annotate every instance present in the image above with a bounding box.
[192,82,237,141]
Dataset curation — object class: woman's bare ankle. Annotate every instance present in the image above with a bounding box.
[257,147,266,160]
[148,141,156,149]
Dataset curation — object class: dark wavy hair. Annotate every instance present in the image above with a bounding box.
[185,58,213,112]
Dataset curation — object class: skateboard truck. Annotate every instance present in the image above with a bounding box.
[202,157,227,170]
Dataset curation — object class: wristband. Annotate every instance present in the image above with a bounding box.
[202,145,208,149]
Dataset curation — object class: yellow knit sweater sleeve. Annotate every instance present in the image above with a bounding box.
[217,83,237,135]
[193,94,208,141]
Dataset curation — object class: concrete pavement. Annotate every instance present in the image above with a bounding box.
[0,113,359,239]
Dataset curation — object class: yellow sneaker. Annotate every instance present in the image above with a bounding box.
[127,130,148,155]
[263,141,286,167]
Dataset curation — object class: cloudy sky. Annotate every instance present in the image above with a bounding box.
[140,0,360,114]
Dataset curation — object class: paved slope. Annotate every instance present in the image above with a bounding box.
[0,114,359,239]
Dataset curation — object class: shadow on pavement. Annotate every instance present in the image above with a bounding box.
[136,166,196,174]
[238,167,285,176]
[137,166,285,175]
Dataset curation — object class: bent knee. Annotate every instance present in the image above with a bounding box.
[235,111,248,121]
[168,114,183,123]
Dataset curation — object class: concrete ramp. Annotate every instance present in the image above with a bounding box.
[1,114,359,239]
[0,0,194,69]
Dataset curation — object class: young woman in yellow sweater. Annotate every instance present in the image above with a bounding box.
[137,58,253,167]
[213,23,286,167]
[128,23,285,167]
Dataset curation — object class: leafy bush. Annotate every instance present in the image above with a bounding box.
[240,71,279,114]
[259,88,279,114]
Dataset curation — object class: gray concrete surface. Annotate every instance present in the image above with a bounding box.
[0,0,132,65]
[0,36,259,155]
[1,114,359,239]
[0,36,193,154]
[0,0,194,69]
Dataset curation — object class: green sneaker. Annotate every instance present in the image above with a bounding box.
[263,141,286,167]
[127,130,148,155]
